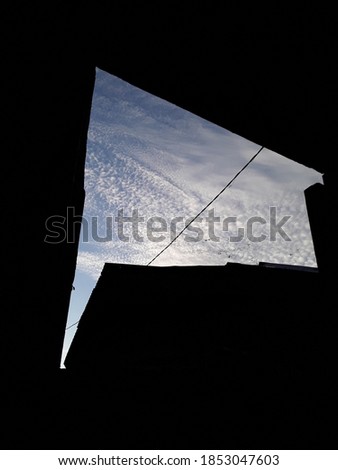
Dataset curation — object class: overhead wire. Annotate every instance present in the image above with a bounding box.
[66,320,80,330]
[65,145,264,331]
[147,145,264,266]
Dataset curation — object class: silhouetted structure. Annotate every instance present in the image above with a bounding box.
[65,262,321,373]
[2,4,336,449]
[65,263,338,447]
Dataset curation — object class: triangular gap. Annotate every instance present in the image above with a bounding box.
[60,67,322,367]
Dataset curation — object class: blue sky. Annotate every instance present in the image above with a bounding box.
[61,68,322,366]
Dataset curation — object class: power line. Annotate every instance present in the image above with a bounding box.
[147,146,264,266]
[65,146,264,330]
[66,320,79,330]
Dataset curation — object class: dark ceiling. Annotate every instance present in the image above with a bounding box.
[4,4,334,176]
[93,5,334,175]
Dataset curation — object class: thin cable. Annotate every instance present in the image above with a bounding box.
[147,146,264,266]
[66,320,80,330]
[65,146,264,331]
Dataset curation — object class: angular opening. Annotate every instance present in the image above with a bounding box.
[61,68,322,366]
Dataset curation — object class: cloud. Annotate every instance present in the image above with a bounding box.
[76,67,321,280]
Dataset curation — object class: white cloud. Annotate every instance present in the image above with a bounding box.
[76,68,321,278]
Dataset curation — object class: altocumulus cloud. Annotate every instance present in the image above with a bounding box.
[75,68,322,280]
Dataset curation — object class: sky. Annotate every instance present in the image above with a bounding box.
[61,68,322,366]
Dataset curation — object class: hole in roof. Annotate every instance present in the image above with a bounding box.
[61,67,322,366]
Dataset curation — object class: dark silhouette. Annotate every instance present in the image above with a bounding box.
[63,262,333,449]
[1,4,336,449]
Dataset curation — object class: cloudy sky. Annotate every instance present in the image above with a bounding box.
[61,68,322,366]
